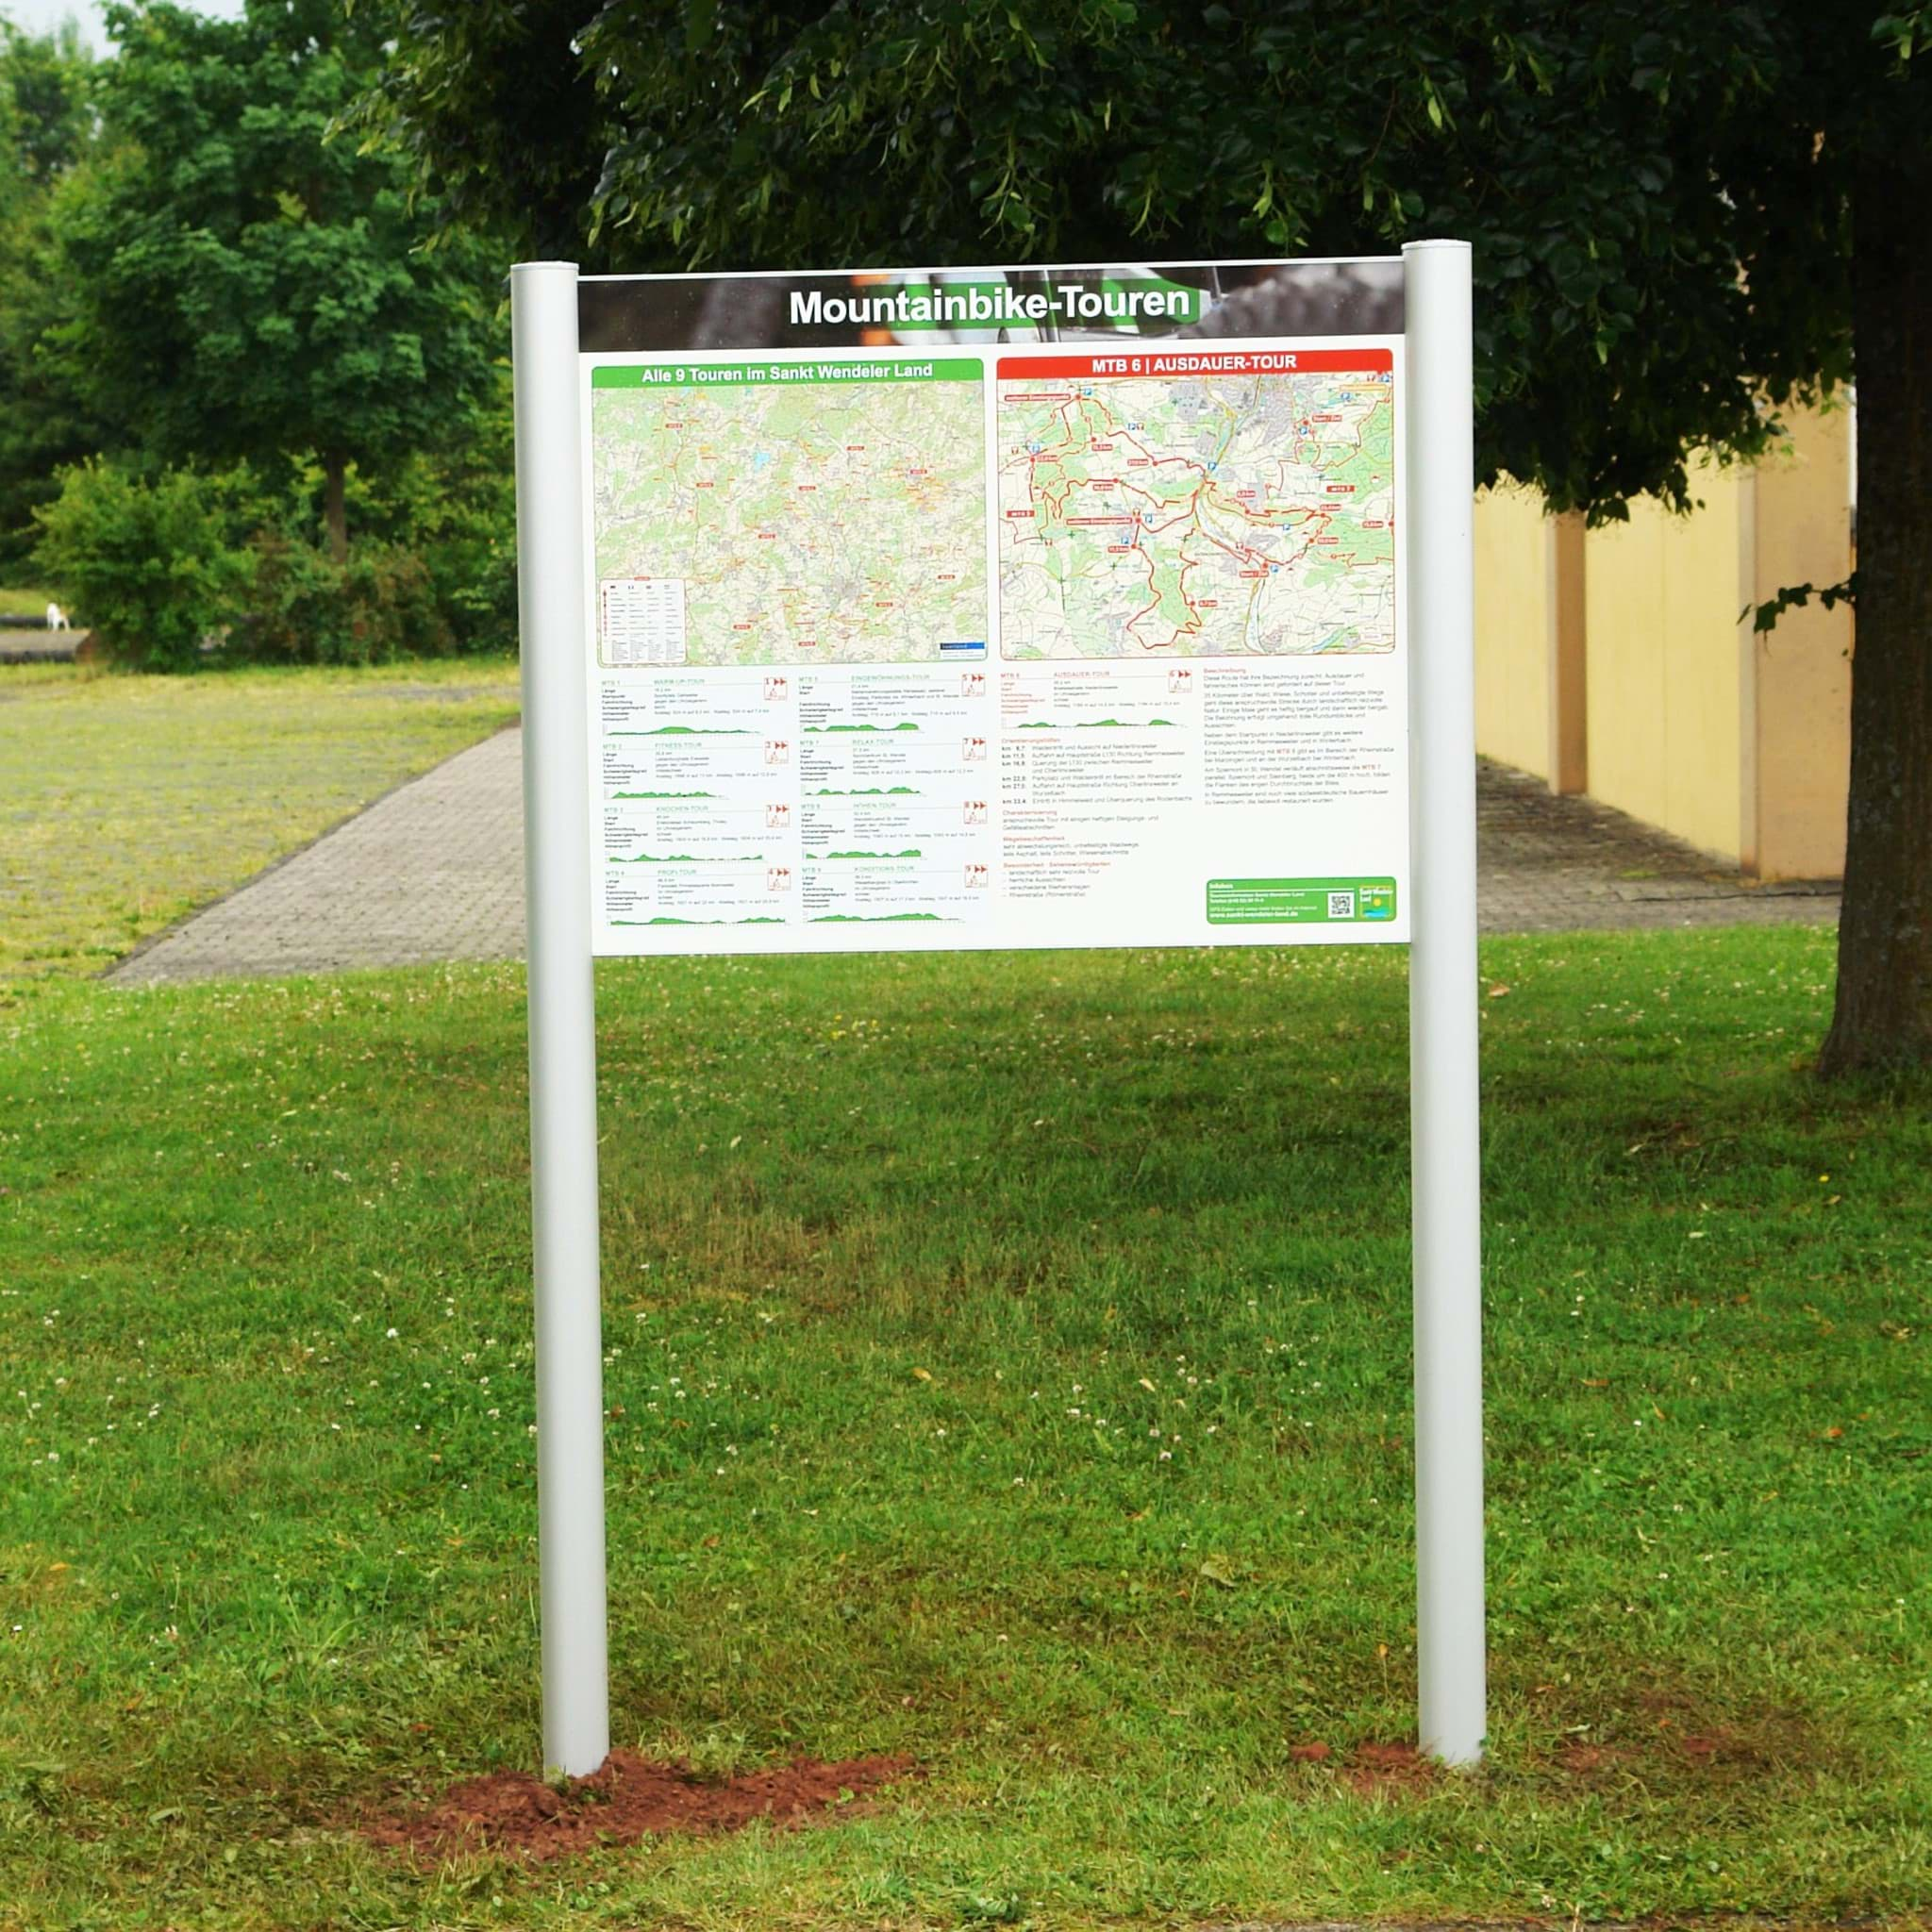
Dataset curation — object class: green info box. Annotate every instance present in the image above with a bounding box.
[1205,876,1399,925]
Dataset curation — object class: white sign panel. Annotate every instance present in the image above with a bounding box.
[576,263,1409,955]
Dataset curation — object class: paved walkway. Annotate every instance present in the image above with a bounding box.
[108,731,1839,985]
[0,627,81,665]
[1474,761,1839,933]
[112,729,526,984]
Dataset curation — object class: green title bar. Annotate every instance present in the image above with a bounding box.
[593,358,982,390]
[1206,876,1399,925]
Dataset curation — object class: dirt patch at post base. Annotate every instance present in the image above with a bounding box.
[368,1749,915,1863]
[1341,1741,1437,1797]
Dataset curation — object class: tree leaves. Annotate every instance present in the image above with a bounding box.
[1747,574,1859,635]
[355,0,1922,519]
[50,4,500,528]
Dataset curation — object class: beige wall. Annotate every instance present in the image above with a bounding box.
[1585,455,1748,861]
[1471,404,1853,878]
[1473,484,1553,782]
[1741,406,1853,878]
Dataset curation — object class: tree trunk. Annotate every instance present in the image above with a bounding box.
[323,451,348,566]
[1820,163,1932,1075]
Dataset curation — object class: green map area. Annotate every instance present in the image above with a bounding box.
[592,363,988,669]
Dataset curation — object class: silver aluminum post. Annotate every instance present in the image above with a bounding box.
[1402,238,1487,1765]
[510,259,610,1776]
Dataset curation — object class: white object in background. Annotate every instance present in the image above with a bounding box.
[46,602,68,631]
[510,259,611,1778]
[1402,238,1488,1766]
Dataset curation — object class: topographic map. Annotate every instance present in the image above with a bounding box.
[996,362,1395,659]
[591,365,987,669]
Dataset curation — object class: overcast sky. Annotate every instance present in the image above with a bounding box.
[4,0,246,51]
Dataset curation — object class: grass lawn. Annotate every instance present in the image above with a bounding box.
[1,925,1927,1930]
[0,658,521,978]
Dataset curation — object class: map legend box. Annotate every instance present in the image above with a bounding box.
[598,576,686,666]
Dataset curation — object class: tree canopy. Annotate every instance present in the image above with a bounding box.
[0,13,92,191]
[51,0,499,558]
[0,16,99,571]
[368,2,1909,518]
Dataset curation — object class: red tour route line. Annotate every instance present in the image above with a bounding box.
[998,349,1392,652]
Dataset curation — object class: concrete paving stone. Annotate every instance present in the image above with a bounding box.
[1474,760,1839,936]
[108,732,1840,986]
[111,727,528,985]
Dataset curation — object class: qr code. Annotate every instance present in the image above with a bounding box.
[1327,891,1356,919]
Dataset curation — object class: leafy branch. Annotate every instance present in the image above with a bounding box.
[1747,573,1857,634]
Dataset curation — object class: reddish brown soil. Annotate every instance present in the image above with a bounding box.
[1287,1739,1436,1793]
[1553,1727,1747,1780]
[1341,1740,1438,1796]
[368,1749,915,1864]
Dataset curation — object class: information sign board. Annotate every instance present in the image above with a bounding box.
[575,262,1409,954]
[509,246,1484,1782]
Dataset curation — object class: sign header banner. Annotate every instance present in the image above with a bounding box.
[579,258,1404,354]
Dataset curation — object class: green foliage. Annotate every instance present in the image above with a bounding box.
[0,193,96,573]
[0,14,92,187]
[366,1,1926,520]
[47,0,501,557]
[1750,573,1860,634]
[31,458,256,671]
[2,4,515,642]
[1874,7,1932,62]
[238,529,452,666]
[348,0,605,263]
[229,527,346,663]
[33,448,511,671]
[325,398,521,654]
[421,505,517,653]
[0,19,101,573]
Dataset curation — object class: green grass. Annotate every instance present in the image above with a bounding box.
[1,926,1927,1930]
[0,659,521,977]
[0,583,59,616]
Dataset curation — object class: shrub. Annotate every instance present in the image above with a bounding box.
[235,531,454,666]
[230,527,342,662]
[34,448,508,670]
[351,544,456,660]
[333,434,517,656]
[424,516,516,654]
[32,459,255,670]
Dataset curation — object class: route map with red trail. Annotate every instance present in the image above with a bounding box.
[996,349,1395,661]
